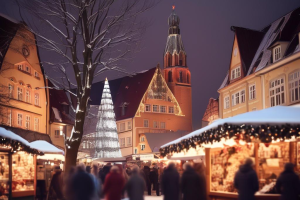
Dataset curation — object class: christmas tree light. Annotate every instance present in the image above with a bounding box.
[94,78,122,158]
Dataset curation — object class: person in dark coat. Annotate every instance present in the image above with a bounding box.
[103,166,125,200]
[234,158,259,200]
[276,163,300,200]
[149,166,158,193]
[142,166,151,195]
[125,166,146,200]
[68,165,96,200]
[47,166,64,200]
[161,162,180,200]
[181,163,204,200]
[100,164,112,184]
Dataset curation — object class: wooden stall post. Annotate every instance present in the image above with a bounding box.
[34,155,37,198]
[205,148,211,200]
[254,143,259,174]
[8,152,12,200]
[290,142,296,165]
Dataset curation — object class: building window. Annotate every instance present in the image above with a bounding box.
[233,47,238,57]
[18,87,23,101]
[128,121,132,130]
[168,71,172,82]
[120,138,125,147]
[18,64,23,70]
[25,115,30,130]
[232,92,239,106]
[140,136,145,142]
[273,46,281,62]
[25,65,30,73]
[143,119,149,128]
[141,144,146,151]
[240,90,245,103]
[168,106,174,114]
[160,122,166,129]
[126,137,131,146]
[160,106,166,113]
[83,142,86,149]
[145,104,151,112]
[153,105,159,112]
[134,148,138,154]
[34,71,39,78]
[187,74,190,84]
[35,93,39,106]
[153,121,159,128]
[231,66,241,80]
[55,130,60,138]
[8,84,13,98]
[289,71,300,103]
[249,84,256,100]
[270,78,285,107]
[26,90,31,103]
[224,96,230,109]
[120,123,125,132]
[34,118,39,131]
[179,71,183,83]
[17,114,22,126]
[7,111,12,126]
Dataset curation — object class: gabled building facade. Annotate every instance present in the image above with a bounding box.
[218,7,300,118]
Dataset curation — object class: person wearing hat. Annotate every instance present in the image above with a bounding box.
[47,166,65,200]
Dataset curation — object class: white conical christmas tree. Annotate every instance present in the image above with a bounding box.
[94,78,122,158]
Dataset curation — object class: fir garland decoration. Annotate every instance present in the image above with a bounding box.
[0,137,43,155]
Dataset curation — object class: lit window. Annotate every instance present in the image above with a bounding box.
[153,105,159,112]
[120,138,125,147]
[224,96,230,109]
[231,66,241,80]
[8,84,13,98]
[232,92,240,106]
[168,106,174,114]
[55,130,60,138]
[18,64,23,70]
[17,114,22,126]
[35,93,39,106]
[289,71,300,103]
[153,121,159,128]
[160,106,166,113]
[128,121,132,130]
[273,46,281,62]
[179,71,183,83]
[249,84,256,100]
[34,71,39,78]
[25,65,30,73]
[160,122,166,129]
[18,87,23,101]
[25,115,30,130]
[26,90,31,103]
[240,90,245,103]
[143,119,149,128]
[120,123,125,132]
[7,111,12,126]
[270,78,285,107]
[134,148,138,154]
[145,104,151,112]
[34,118,39,131]
[140,136,145,142]
[126,137,131,146]
[141,144,146,151]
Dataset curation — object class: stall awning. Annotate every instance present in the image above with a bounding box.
[93,157,126,163]
[161,106,300,148]
[29,140,64,155]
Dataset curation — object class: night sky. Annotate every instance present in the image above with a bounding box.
[1,0,300,130]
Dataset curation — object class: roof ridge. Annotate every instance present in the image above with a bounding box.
[231,26,262,33]
[0,13,19,24]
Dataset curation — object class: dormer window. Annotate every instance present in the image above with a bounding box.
[231,66,241,80]
[233,47,238,57]
[35,71,39,78]
[25,65,30,73]
[18,65,23,70]
[273,46,281,62]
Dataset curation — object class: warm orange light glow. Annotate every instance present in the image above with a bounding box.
[172,5,175,10]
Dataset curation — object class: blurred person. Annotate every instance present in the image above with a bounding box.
[64,166,76,200]
[141,166,151,195]
[86,165,91,173]
[47,166,65,200]
[103,165,125,200]
[161,162,180,200]
[91,165,102,199]
[149,166,158,194]
[124,165,146,200]
[181,163,204,200]
[100,164,112,184]
[193,162,207,200]
[67,165,96,200]
[234,158,259,200]
[276,163,300,200]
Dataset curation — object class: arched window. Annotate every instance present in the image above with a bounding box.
[179,71,183,83]
[168,71,173,82]
[168,55,172,66]
[187,73,190,84]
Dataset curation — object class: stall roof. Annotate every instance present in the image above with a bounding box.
[29,140,64,155]
[93,157,126,163]
[161,106,300,148]
[0,127,30,145]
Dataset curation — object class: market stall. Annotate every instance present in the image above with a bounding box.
[160,106,300,200]
[0,127,42,200]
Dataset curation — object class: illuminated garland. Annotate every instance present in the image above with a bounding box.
[0,137,43,155]
[159,123,300,157]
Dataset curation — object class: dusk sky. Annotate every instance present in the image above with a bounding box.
[1,0,300,130]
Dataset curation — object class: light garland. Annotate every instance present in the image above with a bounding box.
[0,137,43,155]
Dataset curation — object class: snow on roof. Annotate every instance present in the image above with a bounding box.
[218,70,229,90]
[52,107,62,122]
[0,127,30,145]
[29,140,64,155]
[165,34,185,55]
[161,106,300,147]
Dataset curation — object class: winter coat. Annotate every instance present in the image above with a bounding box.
[48,171,64,200]
[69,170,96,200]
[276,163,300,200]
[100,165,112,184]
[234,164,259,200]
[161,166,180,200]
[103,171,125,200]
[125,173,146,200]
[181,166,205,200]
[149,169,158,183]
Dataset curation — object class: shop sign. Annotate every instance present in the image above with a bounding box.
[140,154,154,161]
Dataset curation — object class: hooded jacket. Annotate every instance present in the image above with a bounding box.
[181,166,205,200]
[234,164,259,200]
[161,165,180,200]
[276,163,300,200]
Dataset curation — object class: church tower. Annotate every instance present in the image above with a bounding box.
[163,6,192,131]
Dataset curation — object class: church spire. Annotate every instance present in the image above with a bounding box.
[168,5,180,35]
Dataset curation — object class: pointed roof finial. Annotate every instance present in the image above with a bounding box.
[172,5,175,10]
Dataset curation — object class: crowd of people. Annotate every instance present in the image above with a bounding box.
[45,158,300,200]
